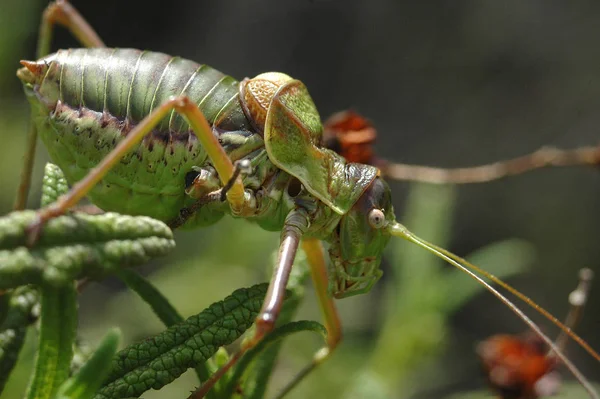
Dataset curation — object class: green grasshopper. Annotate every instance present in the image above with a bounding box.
[15,1,600,397]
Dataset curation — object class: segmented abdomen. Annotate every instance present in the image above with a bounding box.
[42,48,250,132]
[29,48,255,226]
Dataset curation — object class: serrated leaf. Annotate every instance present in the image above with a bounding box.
[41,164,69,207]
[26,283,77,399]
[114,269,212,386]
[55,329,121,399]
[0,211,175,288]
[94,284,269,399]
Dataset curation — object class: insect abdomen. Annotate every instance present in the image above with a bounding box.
[20,48,254,227]
[43,48,248,132]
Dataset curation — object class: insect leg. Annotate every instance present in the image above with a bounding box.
[169,190,223,230]
[27,95,247,243]
[15,0,105,211]
[37,0,105,58]
[220,159,252,201]
[273,239,342,398]
[190,208,310,398]
[380,145,600,184]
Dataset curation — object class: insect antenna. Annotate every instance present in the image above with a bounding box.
[478,267,594,398]
[388,222,599,398]
[322,110,600,184]
[379,146,600,184]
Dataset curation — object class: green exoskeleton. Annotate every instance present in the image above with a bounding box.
[14,1,600,397]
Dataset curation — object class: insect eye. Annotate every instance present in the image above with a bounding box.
[368,209,386,229]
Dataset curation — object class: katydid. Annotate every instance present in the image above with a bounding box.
[15,1,600,397]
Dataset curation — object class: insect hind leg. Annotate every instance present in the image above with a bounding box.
[38,0,105,58]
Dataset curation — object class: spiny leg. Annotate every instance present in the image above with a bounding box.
[15,0,105,210]
[273,239,342,399]
[190,208,310,398]
[27,95,247,243]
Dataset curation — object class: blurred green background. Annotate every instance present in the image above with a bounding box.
[1,0,599,398]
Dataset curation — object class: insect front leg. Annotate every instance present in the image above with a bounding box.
[191,207,311,398]
[26,95,250,243]
[170,160,254,229]
[273,239,343,397]
[15,0,104,211]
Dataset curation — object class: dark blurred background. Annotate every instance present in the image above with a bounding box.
[1,0,600,398]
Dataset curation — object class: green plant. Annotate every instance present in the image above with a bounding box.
[0,164,325,399]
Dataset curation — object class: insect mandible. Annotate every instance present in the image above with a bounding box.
[14,1,600,397]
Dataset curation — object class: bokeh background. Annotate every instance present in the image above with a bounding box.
[1,0,600,398]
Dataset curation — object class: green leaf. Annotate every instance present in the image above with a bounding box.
[0,286,39,329]
[114,269,212,387]
[94,284,269,399]
[26,283,78,399]
[41,164,69,207]
[0,211,175,288]
[0,286,39,393]
[70,340,94,376]
[55,329,121,399]
[0,328,27,393]
[115,269,183,329]
[240,248,309,399]
[222,320,326,399]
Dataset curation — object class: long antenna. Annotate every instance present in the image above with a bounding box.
[380,146,600,184]
[323,109,600,184]
[388,222,599,398]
